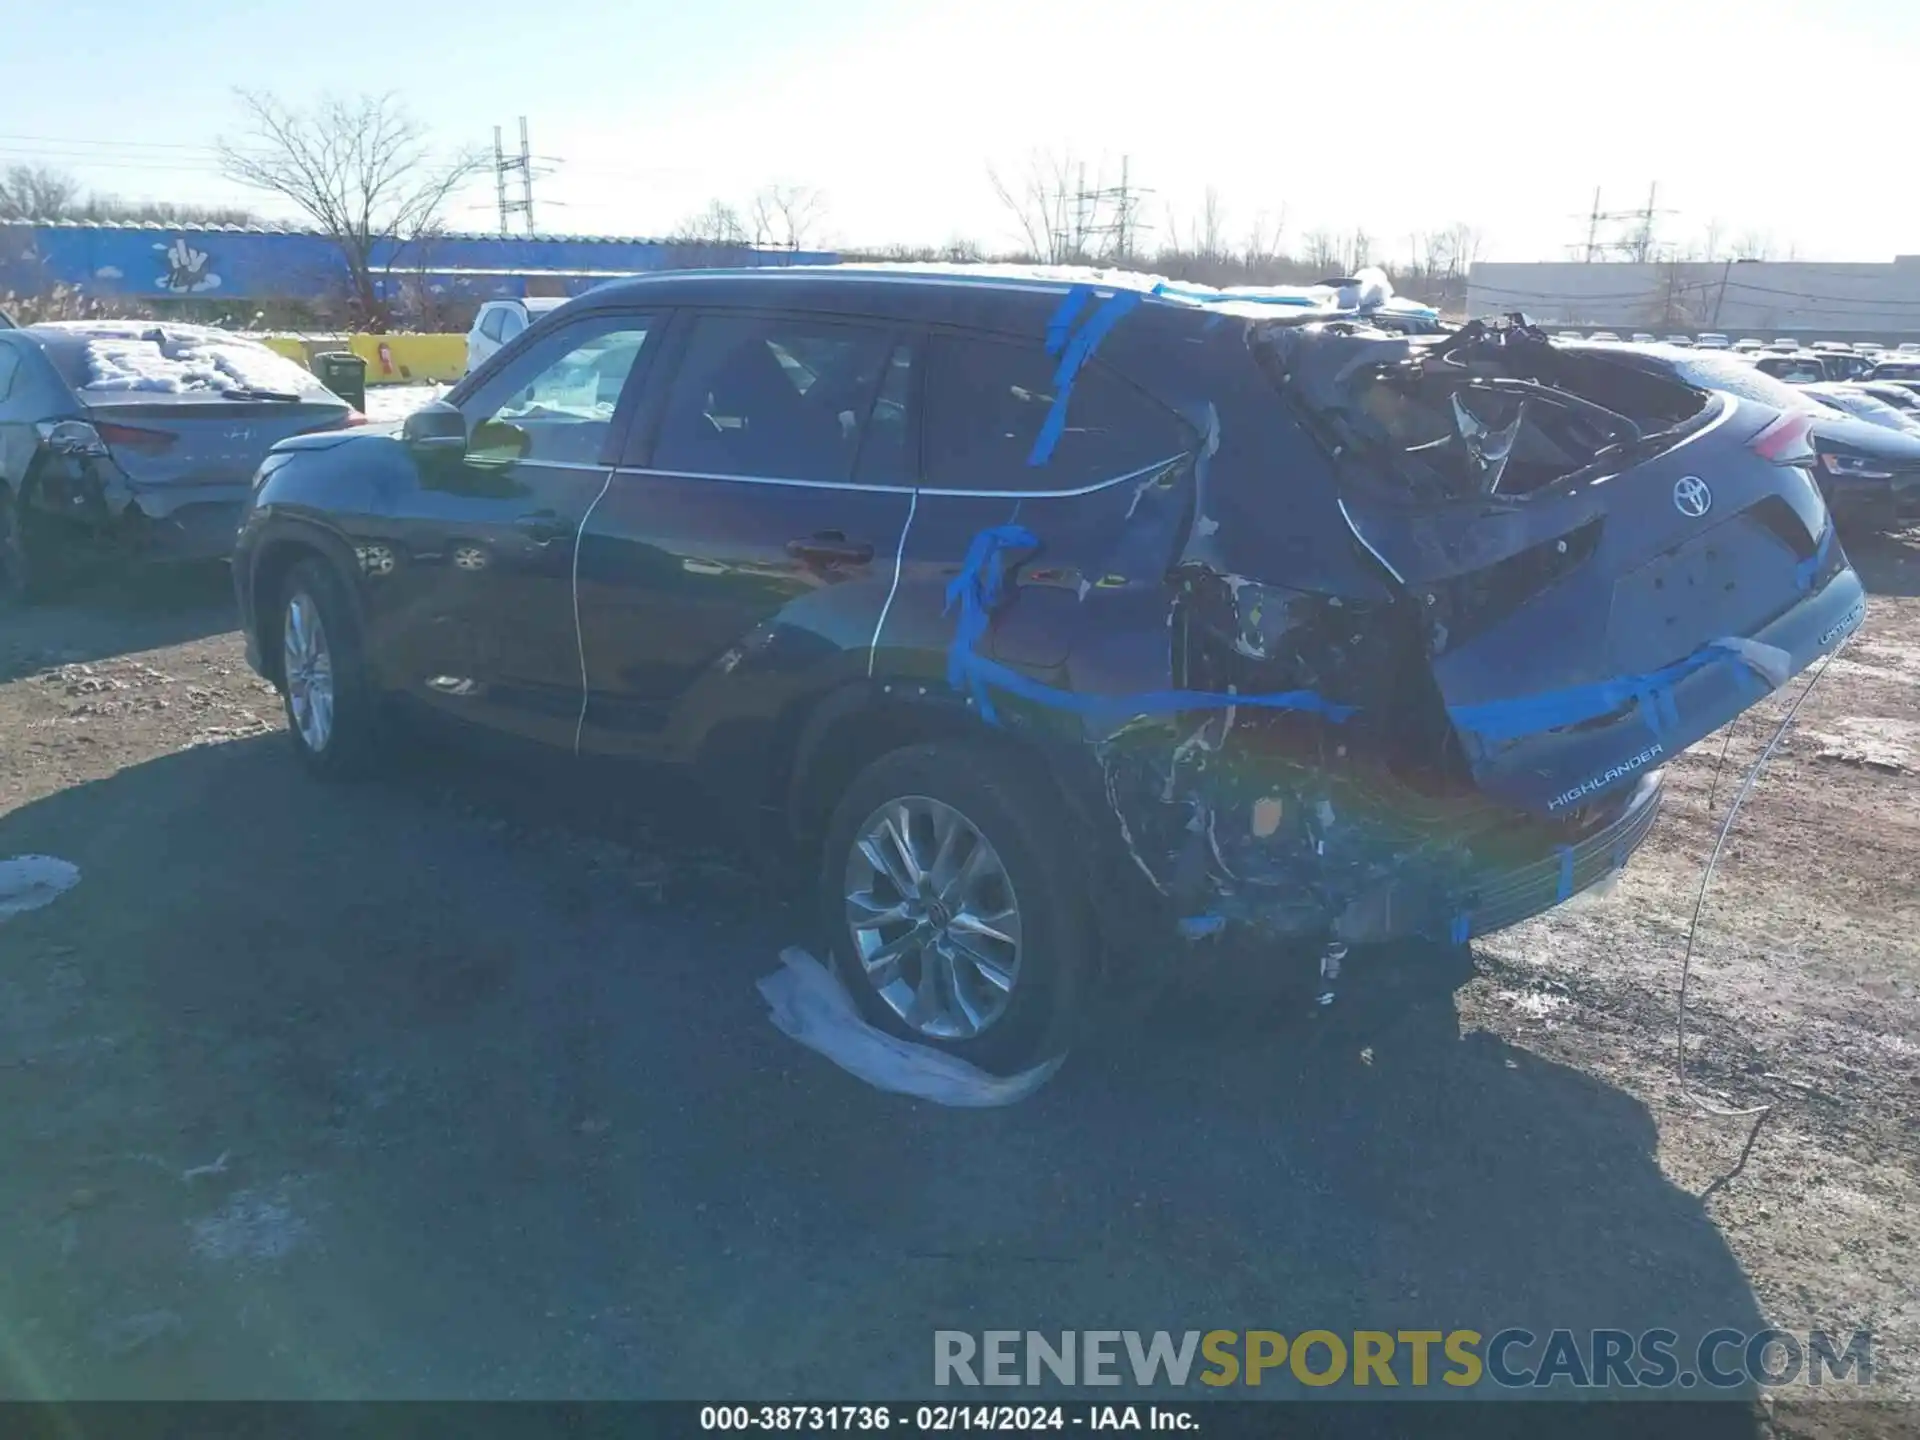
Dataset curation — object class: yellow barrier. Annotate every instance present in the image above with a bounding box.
[257,332,467,384]
[348,333,467,385]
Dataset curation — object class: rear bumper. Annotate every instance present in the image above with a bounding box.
[122,492,248,561]
[1440,769,1664,945]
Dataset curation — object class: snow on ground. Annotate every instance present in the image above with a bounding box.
[363,383,451,423]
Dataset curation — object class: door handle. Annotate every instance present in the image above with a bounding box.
[514,511,573,544]
[787,532,874,566]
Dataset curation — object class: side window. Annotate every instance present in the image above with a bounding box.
[479,308,507,342]
[853,341,915,485]
[500,308,527,341]
[461,315,654,466]
[924,332,1191,492]
[0,344,19,402]
[651,313,896,483]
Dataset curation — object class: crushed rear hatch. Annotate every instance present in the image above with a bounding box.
[1259,317,1865,815]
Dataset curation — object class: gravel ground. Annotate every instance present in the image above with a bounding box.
[0,520,1915,1434]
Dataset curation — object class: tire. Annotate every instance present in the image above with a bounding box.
[818,740,1095,1075]
[276,557,384,778]
[0,490,27,608]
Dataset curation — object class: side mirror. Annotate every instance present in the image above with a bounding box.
[402,400,467,453]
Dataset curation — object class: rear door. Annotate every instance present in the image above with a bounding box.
[576,309,914,761]
[384,310,660,746]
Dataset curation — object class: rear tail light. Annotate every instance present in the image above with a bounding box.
[93,421,179,456]
[1749,411,1817,466]
[302,410,369,433]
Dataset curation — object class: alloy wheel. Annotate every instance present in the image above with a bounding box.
[283,591,335,753]
[843,795,1023,1039]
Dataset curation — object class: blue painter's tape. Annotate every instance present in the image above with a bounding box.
[1556,845,1575,903]
[1795,522,1834,594]
[943,524,1039,724]
[1148,281,1320,308]
[1447,639,1776,746]
[1045,285,1096,355]
[1029,289,1144,467]
[1178,915,1227,941]
[1450,912,1471,946]
[941,524,1355,728]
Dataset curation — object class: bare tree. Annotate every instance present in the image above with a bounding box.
[748,185,826,251]
[1243,206,1287,267]
[674,200,749,246]
[218,90,484,330]
[0,165,83,221]
[1731,230,1775,261]
[987,150,1121,264]
[1301,228,1342,275]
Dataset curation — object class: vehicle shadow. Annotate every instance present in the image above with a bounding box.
[0,563,237,678]
[1844,524,1920,599]
[0,738,1767,1432]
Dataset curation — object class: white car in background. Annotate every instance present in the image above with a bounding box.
[465,297,572,373]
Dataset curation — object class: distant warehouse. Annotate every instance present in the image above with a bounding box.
[1466,258,1920,344]
[0,220,836,311]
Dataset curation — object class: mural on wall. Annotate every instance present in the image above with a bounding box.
[0,223,838,305]
[154,237,221,293]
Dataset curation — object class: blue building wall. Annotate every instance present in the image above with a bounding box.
[0,223,837,303]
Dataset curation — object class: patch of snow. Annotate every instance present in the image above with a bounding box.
[1498,989,1571,1018]
[785,260,1439,323]
[189,1181,309,1262]
[0,855,80,921]
[363,383,451,424]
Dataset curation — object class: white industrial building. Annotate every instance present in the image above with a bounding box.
[1465,259,1920,343]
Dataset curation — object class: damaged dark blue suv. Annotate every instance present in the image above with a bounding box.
[232,268,1867,1071]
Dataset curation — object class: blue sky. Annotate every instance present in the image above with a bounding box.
[3,0,1916,261]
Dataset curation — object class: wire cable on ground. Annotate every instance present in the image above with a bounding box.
[1676,637,1852,1194]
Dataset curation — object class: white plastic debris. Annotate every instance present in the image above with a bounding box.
[758,948,1064,1107]
[0,855,81,921]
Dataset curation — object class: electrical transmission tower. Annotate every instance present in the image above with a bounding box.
[494,117,537,236]
[1072,155,1153,262]
[1574,183,1677,262]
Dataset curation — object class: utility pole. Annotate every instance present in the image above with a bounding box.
[494,126,510,237]
[1584,186,1602,263]
[518,117,536,236]
[494,116,537,237]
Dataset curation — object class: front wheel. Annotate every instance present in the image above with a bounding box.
[818,740,1095,1075]
[277,557,384,778]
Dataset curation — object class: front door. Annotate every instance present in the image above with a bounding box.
[388,311,659,746]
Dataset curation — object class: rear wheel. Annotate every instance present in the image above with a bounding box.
[818,741,1094,1074]
[0,490,26,607]
[277,558,384,778]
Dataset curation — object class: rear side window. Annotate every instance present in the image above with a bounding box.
[500,308,527,340]
[923,332,1190,492]
[480,308,508,341]
[650,313,897,483]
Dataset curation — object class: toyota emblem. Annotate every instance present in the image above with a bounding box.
[1673,476,1712,518]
